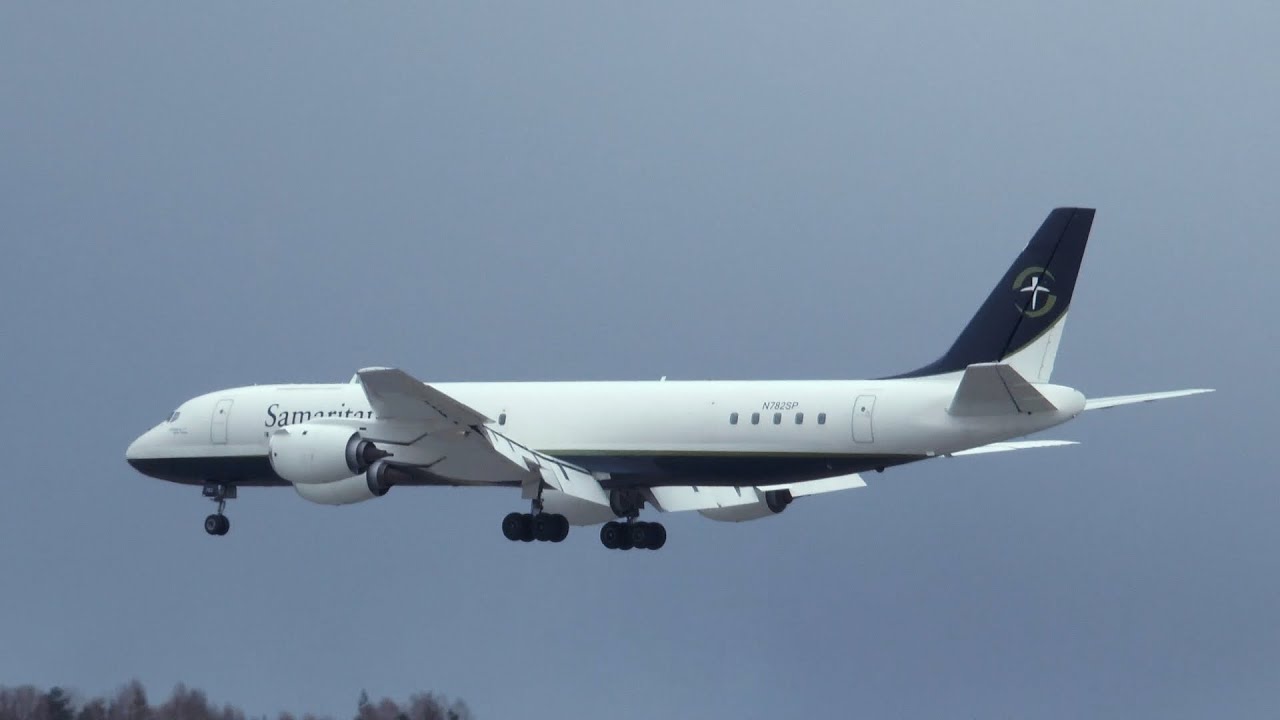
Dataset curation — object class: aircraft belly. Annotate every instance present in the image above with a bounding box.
[556,452,925,488]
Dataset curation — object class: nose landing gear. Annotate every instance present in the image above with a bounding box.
[203,513,230,536]
[202,482,235,536]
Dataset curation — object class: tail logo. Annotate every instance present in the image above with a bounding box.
[1013,267,1057,318]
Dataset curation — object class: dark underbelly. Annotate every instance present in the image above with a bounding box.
[554,452,924,488]
[128,451,924,489]
[127,455,287,486]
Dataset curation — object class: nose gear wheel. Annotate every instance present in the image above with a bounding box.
[201,482,235,536]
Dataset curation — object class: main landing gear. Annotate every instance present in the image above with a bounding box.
[600,488,667,551]
[202,482,235,536]
[501,498,570,544]
[600,520,666,551]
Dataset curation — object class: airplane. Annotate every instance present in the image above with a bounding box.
[125,208,1212,550]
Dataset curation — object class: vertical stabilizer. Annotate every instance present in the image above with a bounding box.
[890,208,1094,380]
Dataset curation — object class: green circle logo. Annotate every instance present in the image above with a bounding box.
[1012,266,1057,318]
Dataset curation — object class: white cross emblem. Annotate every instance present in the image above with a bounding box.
[1020,275,1051,311]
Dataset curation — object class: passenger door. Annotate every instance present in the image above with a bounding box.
[852,395,876,443]
[211,398,234,444]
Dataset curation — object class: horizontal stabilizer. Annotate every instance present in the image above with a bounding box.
[1084,388,1214,411]
[949,439,1078,456]
[949,363,1057,416]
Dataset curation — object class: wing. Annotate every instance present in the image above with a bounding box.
[649,439,1078,518]
[647,473,867,522]
[1084,388,1214,410]
[352,368,615,506]
[948,439,1078,456]
[357,367,489,425]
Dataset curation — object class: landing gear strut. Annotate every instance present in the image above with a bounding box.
[202,482,235,536]
[500,498,569,544]
[600,489,667,551]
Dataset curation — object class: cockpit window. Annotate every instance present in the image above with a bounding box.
[167,411,181,423]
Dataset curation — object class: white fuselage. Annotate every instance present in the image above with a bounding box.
[126,376,1086,487]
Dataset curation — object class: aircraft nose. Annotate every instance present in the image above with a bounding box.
[126,430,156,468]
[126,430,170,479]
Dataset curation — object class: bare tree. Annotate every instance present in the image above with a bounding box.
[75,700,107,720]
[0,685,465,720]
[155,683,216,720]
[0,686,43,720]
[107,681,150,720]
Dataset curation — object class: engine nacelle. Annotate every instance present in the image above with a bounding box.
[269,424,388,485]
[698,489,793,523]
[294,475,378,505]
[292,459,410,506]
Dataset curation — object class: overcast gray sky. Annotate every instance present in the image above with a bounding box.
[1,3,1274,718]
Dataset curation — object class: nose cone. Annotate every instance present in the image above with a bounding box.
[125,435,144,463]
[126,430,163,476]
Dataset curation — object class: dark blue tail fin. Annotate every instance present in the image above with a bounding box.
[890,207,1095,379]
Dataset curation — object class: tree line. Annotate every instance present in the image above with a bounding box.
[0,683,471,720]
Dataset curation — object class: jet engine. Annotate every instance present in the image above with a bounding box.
[292,459,414,505]
[269,424,388,485]
[698,489,793,522]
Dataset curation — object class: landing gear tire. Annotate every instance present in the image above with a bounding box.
[600,521,624,549]
[629,521,652,549]
[502,512,528,542]
[533,513,557,542]
[647,522,667,550]
[204,514,229,536]
[600,520,666,551]
[550,514,570,543]
[503,512,568,543]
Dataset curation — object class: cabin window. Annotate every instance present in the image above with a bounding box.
[818,412,827,425]
[773,412,782,425]
[498,413,507,426]
[729,412,739,425]
[751,412,760,425]
[795,412,804,424]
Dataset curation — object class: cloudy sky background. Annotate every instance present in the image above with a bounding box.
[1,3,1274,718]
